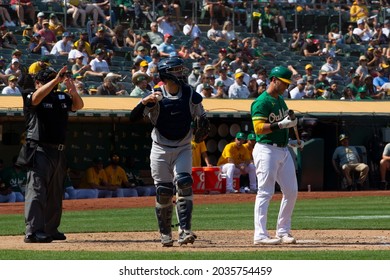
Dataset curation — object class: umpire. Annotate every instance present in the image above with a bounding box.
[20,66,84,243]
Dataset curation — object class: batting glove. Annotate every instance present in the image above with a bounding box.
[278,115,298,129]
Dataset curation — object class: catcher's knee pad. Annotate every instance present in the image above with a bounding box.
[175,172,193,197]
[176,198,193,231]
[156,183,175,205]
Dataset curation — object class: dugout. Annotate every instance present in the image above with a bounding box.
[0,96,389,191]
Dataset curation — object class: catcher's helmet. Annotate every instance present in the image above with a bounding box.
[158,57,188,85]
[269,66,292,84]
[35,67,57,84]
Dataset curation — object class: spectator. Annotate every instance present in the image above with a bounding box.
[0,176,15,203]
[183,16,202,39]
[221,20,237,42]
[350,0,369,23]
[158,33,176,58]
[74,31,93,58]
[355,85,373,100]
[104,152,138,197]
[328,81,342,99]
[344,24,362,44]
[356,55,369,82]
[90,25,114,55]
[301,33,323,57]
[363,74,384,99]
[207,18,225,43]
[302,64,317,82]
[258,5,277,40]
[157,14,179,36]
[48,13,65,37]
[289,78,308,99]
[1,75,21,95]
[200,83,216,98]
[314,82,327,99]
[332,134,369,191]
[28,56,50,76]
[0,3,15,27]
[382,19,390,39]
[147,21,164,45]
[226,37,241,63]
[379,142,390,190]
[373,64,390,91]
[328,23,343,45]
[124,27,138,48]
[314,70,330,88]
[28,33,50,55]
[346,74,361,96]
[69,40,90,65]
[214,80,225,98]
[133,32,151,57]
[38,20,57,51]
[130,72,152,97]
[320,55,344,84]
[215,67,234,95]
[228,71,250,98]
[188,62,202,88]
[196,74,217,94]
[97,76,128,96]
[353,18,373,43]
[10,0,35,27]
[289,29,304,52]
[5,58,22,84]
[22,24,33,44]
[50,32,74,56]
[79,157,113,198]
[71,53,98,78]
[217,132,256,193]
[0,25,17,49]
[111,24,127,49]
[372,23,388,45]
[202,0,228,23]
[134,46,152,64]
[188,37,205,60]
[89,48,110,75]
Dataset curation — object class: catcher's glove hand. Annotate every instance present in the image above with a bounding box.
[193,115,210,143]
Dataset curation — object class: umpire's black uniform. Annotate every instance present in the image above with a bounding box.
[20,67,82,243]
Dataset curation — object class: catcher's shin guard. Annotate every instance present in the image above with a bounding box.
[176,198,193,231]
[174,172,194,230]
[155,183,175,234]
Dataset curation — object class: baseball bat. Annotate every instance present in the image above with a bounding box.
[288,110,301,146]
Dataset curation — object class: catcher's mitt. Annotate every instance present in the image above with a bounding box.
[193,115,210,143]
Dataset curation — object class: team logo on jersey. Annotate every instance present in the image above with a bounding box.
[268,109,287,123]
[58,94,65,100]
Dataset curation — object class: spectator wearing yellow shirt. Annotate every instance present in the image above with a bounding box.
[28,56,50,76]
[104,153,138,197]
[350,0,369,23]
[48,13,66,37]
[191,139,212,167]
[79,157,113,198]
[217,132,257,193]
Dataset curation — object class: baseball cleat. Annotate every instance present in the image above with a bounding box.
[161,233,174,247]
[254,237,281,245]
[177,230,197,246]
[276,234,297,244]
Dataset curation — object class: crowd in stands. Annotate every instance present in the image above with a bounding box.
[0,1,389,99]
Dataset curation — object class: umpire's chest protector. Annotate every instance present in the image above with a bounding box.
[155,86,193,140]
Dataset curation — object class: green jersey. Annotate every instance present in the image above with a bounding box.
[1,166,27,193]
[251,91,289,146]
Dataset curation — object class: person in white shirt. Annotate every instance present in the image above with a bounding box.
[1,75,21,95]
[382,19,390,39]
[289,79,308,99]
[214,67,234,95]
[157,15,179,36]
[89,48,110,74]
[320,55,344,83]
[182,16,202,39]
[353,18,373,43]
[228,71,250,98]
[50,32,73,56]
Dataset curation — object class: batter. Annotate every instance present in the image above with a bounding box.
[129,57,207,247]
[250,66,303,245]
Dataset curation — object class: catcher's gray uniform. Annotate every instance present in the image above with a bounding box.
[130,80,206,247]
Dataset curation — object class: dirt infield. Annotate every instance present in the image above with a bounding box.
[1,191,390,252]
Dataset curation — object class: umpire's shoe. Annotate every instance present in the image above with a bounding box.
[178,230,197,246]
[24,232,53,243]
[51,231,67,241]
[161,233,174,247]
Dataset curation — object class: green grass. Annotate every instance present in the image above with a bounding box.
[1,196,390,259]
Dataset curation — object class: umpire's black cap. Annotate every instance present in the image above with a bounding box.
[35,67,57,84]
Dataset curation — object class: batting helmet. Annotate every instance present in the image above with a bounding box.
[158,57,188,85]
[269,66,292,84]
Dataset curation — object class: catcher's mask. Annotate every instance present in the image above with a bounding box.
[157,57,189,86]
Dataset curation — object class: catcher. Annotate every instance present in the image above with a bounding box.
[129,57,209,247]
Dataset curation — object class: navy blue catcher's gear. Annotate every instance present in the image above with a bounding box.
[175,172,193,197]
[157,57,189,85]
